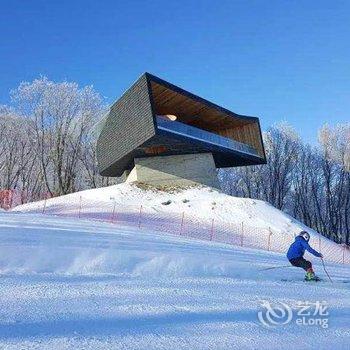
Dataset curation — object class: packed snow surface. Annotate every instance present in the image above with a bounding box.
[13,183,306,233]
[0,212,349,349]
[13,183,348,264]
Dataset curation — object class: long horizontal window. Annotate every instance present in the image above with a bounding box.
[156,116,259,157]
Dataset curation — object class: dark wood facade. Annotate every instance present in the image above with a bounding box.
[96,73,266,177]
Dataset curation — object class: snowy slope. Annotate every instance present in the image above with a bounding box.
[12,183,349,264]
[13,183,300,232]
[0,212,349,349]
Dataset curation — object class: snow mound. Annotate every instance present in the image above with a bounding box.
[12,183,310,232]
[12,183,349,265]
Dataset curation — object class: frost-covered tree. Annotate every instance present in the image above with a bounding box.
[0,77,111,205]
[318,124,350,242]
[262,124,300,210]
[10,77,107,195]
[0,106,43,203]
[220,122,350,245]
[220,124,299,210]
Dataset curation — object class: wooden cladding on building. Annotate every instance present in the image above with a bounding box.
[150,78,265,159]
[213,123,265,158]
[96,72,266,177]
[150,81,250,129]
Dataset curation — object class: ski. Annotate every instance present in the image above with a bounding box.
[280,278,323,283]
[280,279,350,284]
[304,278,323,282]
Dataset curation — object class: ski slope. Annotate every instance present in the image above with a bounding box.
[0,212,349,349]
[12,183,349,265]
[11,183,309,232]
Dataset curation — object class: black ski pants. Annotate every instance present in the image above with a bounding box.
[289,257,312,271]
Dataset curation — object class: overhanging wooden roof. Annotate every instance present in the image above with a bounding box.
[148,73,257,130]
[96,73,266,177]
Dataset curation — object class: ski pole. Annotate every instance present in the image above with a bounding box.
[321,258,333,283]
[259,265,292,271]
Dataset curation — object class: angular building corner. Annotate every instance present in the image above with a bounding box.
[95,73,266,189]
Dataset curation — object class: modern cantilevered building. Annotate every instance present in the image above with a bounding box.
[96,73,266,189]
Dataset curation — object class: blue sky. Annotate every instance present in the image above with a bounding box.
[1,0,349,142]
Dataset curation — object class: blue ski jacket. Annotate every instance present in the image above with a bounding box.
[287,236,322,260]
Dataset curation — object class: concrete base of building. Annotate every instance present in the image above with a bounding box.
[125,153,220,189]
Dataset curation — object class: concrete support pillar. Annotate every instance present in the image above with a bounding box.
[125,153,220,189]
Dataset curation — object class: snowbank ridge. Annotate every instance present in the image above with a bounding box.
[11,183,350,265]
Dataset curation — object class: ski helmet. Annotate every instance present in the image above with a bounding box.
[299,231,310,242]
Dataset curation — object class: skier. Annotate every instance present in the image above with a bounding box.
[287,231,323,281]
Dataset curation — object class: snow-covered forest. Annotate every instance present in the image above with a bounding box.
[0,77,115,199]
[0,77,349,245]
[220,124,350,245]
